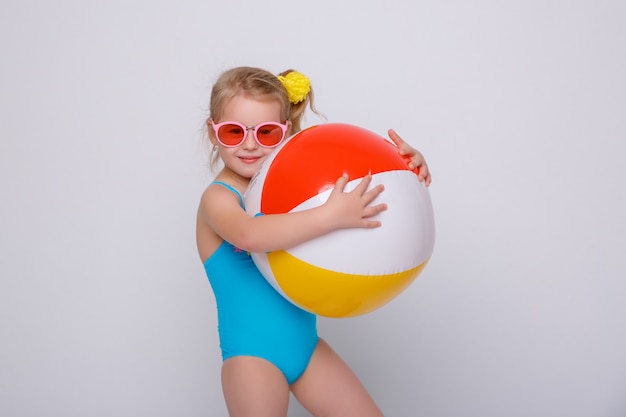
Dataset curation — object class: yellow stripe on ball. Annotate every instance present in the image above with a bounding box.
[268,250,430,318]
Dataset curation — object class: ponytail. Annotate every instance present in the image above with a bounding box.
[278,69,324,134]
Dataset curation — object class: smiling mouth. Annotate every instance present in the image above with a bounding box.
[239,156,261,163]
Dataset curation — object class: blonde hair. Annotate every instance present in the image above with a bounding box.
[206,66,321,168]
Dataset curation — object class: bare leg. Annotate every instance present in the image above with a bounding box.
[291,338,384,417]
[221,356,290,417]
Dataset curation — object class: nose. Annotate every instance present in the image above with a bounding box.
[241,127,258,149]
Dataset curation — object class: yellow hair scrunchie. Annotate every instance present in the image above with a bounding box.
[278,71,311,104]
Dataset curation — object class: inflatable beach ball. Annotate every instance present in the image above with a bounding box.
[244,123,435,318]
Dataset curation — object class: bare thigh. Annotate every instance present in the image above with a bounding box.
[291,338,384,417]
[221,356,290,417]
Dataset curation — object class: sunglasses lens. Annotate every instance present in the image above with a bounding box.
[217,123,245,146]
[256,123,285,147]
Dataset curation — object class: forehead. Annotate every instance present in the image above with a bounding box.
[221,95,283,124]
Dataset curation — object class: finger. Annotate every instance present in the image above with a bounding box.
[424,172,432,187]
[362,183,385,205]
[418,164,430,181]
[352,174,373,195]
[363,203,387,218]
[387,128,404,146]
[416,163,428,178]
[333,173,349,192]
[415,166,431,186]
[387,129,410,155]
[362,219,382,228]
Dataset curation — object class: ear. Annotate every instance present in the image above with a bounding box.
[206,119,218,145]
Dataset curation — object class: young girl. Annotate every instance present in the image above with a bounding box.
[197,66,431,417]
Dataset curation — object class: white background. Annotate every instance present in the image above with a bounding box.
[1,1,625,416]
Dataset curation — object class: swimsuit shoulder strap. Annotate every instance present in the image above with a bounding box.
[211,181,244,208]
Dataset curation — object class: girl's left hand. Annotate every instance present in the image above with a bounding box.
[388,129,432,186]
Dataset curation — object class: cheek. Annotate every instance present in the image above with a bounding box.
[261,148,276,159]
[218,147,234,157]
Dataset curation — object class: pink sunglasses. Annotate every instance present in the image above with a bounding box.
[211,120,288,148]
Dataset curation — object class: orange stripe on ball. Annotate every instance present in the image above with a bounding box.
[261,124,410,215]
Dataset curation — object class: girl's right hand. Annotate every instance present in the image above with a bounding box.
[323,174,386,229]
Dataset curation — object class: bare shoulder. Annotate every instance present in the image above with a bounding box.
[197,182,250,234]
[196,181,251,261]
[198,182,241,220]
[196,184,237,262]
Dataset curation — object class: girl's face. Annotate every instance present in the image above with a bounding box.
[211,95,285,182]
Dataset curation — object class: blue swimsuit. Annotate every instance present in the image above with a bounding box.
[203,182,318,385]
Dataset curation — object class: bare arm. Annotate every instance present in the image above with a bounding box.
[199,174,386,253]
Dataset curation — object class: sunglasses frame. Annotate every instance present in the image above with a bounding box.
[211,120,289,148]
